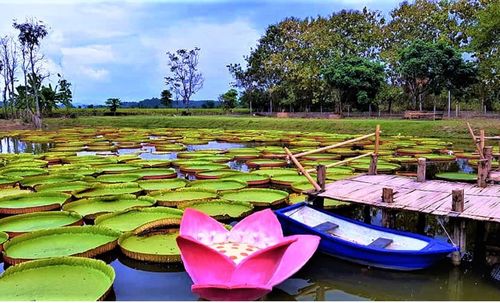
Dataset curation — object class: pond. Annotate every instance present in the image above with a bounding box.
[0,128,498,301]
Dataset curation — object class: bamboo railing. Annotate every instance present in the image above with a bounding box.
[285,125,381,193]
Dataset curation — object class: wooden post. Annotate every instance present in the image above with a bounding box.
[417,158,426,182]
[368,125,380,175]
[368,154,378,175]
[316,165,326,191]
[480,129,485,151]
[484,146,493,174]
[452,189,465,212]
[382,187,394,203]
[312,165,326,209]
[451,189,465,266]
[477,159,488,188]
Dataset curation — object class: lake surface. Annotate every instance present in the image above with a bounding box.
[0,136,499,301]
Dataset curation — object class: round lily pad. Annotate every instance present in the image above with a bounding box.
[95,164,142,174]
[178,200,254,220]
[194,169,238,179]
[94,207,183,232]
[179,163,228,173]
[96,174,142,183]
[138,179,189,192]
[0,231,8,251]
[350,162,401,173]
[0,176,22,188]
[246,159,287,168]
[251,168,297,177]
[421,154,456,162]
[73,182,142,198]
[3,226,121,265]
[35,181,92,193]
[21,173,85,187]
[129,168,178,179]
[0,192,71,215]
[0,188,32,199]
[220,188,289,207]
[0,211,83,237]
[189,179,247,192]
[0,167,48,178]
[435,172,477,182]
[271,174,312,186]
[118,222,181,263]
[62,195,156,219]
[149,188,218,207]
[0,257,115,300]
[220,173,270,186]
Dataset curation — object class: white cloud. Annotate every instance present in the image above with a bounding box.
[142,18,260,98]
[61,45,115,65]
[80,66,110,81]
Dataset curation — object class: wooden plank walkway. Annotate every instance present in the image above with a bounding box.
[318,174,500,223]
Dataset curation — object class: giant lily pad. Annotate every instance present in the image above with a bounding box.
[194,169,238,179]
[96,174,142,183]
[189,179,247,192]
[62,195,156,219]
[179,163,228,173]
[435,172,477,182]
[94,207,183,232]
[0,231,8,251]
[178,200,254,220]
[0,188,31,199]
[118,222,181,263]
[3,226,121,265]
[20,173,85,187]
[0,257,115,300]
[129,168,177,179]
[0,176,22,188]
[138,179,189,192]
[221,173,270,186]
[0,211,83,237]
[0,192,71,214]
[73,182,142,198]
[220,188,289,207]
[149,188,218,207]
[246,159,287,168]
[95,164,142,174]
[271,174,313,186]
[0,167,48,178]
[35,181,92,193]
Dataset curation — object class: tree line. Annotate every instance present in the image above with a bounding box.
[227,0,499,114]
[0,18,73,128]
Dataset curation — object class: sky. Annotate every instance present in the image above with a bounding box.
[0,0,401,105]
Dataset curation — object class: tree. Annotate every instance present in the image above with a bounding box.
[469,0,500,110]
[13,18,48,129]
[160,89,172,108]
[397,40,477,110]
[56,74,72,109]
[0,36,19,119]
[164,48,203,110]
[218,89,238,112]
[322,55,385,112]
[106,98,121,115]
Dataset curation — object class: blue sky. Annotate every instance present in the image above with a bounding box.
[0,0,400,105]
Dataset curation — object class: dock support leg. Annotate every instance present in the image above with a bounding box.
[451,219,466,266]
[473,221,486,266]
[382,210,396,229]
[417,213,426,234]
[363,206,371,224]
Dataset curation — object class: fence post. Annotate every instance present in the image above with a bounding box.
[417,158,426,182]
[451,189,465,266]
[368,125,380,175]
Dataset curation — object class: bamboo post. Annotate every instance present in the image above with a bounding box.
[484,146,493,174]
[374,124,380,154]
[417,158,426,182]
[451,189,465,266]
[305,152,372,173]
[466,122,484,158]
[293,132,377,158]
[284,147,321,192]
[480,129,485,152]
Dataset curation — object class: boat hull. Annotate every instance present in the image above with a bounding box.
[276,203,457,271]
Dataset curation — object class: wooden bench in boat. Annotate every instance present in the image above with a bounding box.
[314,222,339,235]
[367,237,393,249]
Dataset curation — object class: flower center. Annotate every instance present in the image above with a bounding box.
[209,242,259,264]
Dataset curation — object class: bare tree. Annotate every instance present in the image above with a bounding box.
[0,36,18,118]
[13,18,48,129]
[165,47,203,110]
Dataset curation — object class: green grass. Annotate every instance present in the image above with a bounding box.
[45,115,499,140]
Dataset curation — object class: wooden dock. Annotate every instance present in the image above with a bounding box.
[318,174,500,223]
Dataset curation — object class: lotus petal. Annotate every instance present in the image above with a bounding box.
[179,209,229,244]
[229,208,283,247]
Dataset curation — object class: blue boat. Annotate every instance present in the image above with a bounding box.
[275,202,458,271]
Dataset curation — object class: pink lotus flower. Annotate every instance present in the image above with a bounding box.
[176,208,320,301]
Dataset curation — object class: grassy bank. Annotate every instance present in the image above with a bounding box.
[45,115,500,140]
[52,108,249,116]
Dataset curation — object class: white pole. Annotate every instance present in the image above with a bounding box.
[447,90,451,118]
